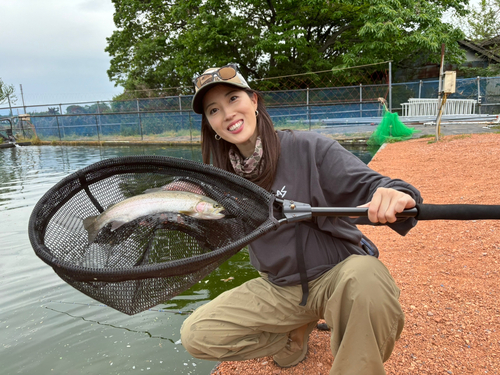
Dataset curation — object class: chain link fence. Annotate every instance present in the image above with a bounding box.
[392,76,500,116]
[1,64,499,143]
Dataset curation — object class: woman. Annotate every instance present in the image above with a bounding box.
[180,64,422,375]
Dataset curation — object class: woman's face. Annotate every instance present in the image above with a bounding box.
[203,84,259,157]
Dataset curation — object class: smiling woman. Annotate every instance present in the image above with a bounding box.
[202,85,259,157]
[181,64,423,374]
[194,66,282,192]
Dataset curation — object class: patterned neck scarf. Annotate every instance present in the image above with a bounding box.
[229,136,264,179]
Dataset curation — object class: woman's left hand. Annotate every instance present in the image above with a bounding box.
[360,187,416,224]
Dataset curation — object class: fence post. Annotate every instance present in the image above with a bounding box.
[188,111,193,143]
[359,83,363,118]
[59,104,66,139]
[136,99,144,140]
[96,101,102,136]
[19,116,26,138]
[437,43,445,107]
[307,87,311,131]
[419,80,423,98]
[95,115,101,142]
[179,95,184,133]
[55,115,62,141]
[20,84,27,114]
[477,76,481,115]
[388,61,392,112]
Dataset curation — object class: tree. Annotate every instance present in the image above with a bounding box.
[0,78,17,107]
[452,0,500,76]
[462,0,499,45]
[106,0,468,94]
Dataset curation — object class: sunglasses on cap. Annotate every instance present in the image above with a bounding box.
[193,64,239,90]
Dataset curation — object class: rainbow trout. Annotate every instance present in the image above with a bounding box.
[83,191,224,243]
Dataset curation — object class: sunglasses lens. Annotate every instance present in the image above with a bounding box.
[218,66,237,80]
[196,74,214,88]
[194,66,239,90]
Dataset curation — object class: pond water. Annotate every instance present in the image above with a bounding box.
[0,144,373,375]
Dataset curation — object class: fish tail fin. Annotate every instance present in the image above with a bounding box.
[83,216,99,244]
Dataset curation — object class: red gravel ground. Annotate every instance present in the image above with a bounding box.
[212,133,500,375]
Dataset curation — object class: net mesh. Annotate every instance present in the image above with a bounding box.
[367,107,420,147]
[29,156,277,315]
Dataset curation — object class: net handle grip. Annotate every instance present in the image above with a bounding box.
[413,203,500,221]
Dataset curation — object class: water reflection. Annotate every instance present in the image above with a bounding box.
[0,145,204,210]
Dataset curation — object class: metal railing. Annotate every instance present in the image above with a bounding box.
[401,98,478,117]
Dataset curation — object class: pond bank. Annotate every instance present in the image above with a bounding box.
[21,120,500,149]
[33,135,368,147]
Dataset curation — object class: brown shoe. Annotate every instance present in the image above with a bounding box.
[273,321,317,368]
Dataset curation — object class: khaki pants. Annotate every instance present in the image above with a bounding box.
[180,254,404,375]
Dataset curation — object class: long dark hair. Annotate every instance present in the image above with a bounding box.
[201,88,281,191]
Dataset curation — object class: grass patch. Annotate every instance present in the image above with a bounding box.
[33,129,204,144]
[146,129,201,139]
[29,136,42,145]
[273,119,324,131]
[447,134,472,142]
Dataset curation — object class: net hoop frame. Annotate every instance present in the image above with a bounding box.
[28,155,278,283]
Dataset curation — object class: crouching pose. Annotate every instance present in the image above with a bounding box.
[180,64,421,375]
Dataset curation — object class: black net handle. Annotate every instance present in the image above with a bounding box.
[414,204,500,221]
[312,204,500,220]
[280,200,500,222]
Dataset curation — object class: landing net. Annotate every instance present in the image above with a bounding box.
[29,156,277,315]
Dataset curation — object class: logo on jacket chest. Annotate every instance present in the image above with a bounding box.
[275,185,287,198]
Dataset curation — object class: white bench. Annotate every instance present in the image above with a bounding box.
[401,98,477,117]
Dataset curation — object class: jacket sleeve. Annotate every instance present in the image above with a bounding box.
[316,138,423,236]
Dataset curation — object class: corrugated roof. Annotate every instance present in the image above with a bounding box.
[458,39,500,64]
[478,35,500,48]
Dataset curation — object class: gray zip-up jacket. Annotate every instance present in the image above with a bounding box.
[248,130,423,287]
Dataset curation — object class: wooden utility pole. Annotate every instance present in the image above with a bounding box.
[436,44,446,141]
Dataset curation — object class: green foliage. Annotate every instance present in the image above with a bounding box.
[64,103,111,115]
[0,78,17,107]
[462,0,500,43]
[459,64,500,78]
[106,0,468,94]
[452,0,500,77]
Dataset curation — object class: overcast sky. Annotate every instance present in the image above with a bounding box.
[0,1,476,109]
[0,0,122,106]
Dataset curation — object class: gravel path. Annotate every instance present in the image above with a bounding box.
[213,133,500,375]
